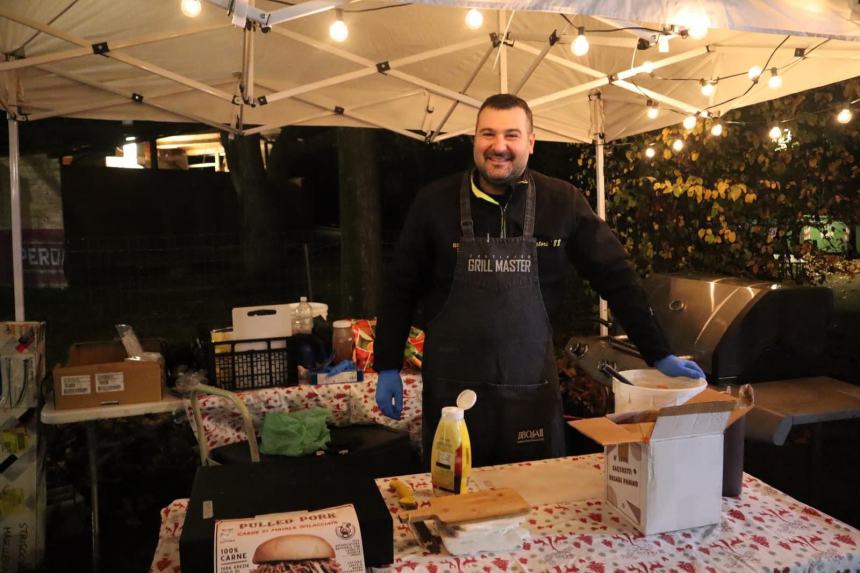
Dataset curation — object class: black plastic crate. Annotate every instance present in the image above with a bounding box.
[206,336,298,390]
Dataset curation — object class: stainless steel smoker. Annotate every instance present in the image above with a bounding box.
[566,273,860,445]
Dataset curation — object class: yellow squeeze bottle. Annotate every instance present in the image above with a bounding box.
[430,406,472,495]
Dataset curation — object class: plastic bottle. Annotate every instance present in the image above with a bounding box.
[430,406,472,495]
[292,297,314,335]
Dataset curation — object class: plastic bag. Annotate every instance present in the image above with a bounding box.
[259,407,332,456]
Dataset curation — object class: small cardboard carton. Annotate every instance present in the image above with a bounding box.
[52,340,164,410]
[570,389,750,535]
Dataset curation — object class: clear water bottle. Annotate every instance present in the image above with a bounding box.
[292,296,314,335]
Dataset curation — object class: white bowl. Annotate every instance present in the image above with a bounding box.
[613,369,706,413]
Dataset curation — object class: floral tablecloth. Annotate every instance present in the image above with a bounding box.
[185,372,423,451]
[149,454,860,573]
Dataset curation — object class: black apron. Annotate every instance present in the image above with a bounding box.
[422,171,565,468]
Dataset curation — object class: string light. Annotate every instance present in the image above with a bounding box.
[748,65,763,80]
[646,99,659,119]
[672,139,684,152]
[572,27,590,57]
[329,10,348,42]
[465,8,483,30]
[767,68,783,89]
[180,0,201,17]
[700,80,716,97]
[710,122,724,136]
[645,146,656,158]
[683,115,697,130]
[769,126,782,140]
[837,107,853,123]
[657,34,670,53]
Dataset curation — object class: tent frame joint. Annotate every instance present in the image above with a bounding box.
[91,42,109,55]
[376,61,391,73]
[131,93,143,103]
[334,105,344,115]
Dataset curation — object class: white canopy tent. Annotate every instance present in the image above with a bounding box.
[3,0,860,319]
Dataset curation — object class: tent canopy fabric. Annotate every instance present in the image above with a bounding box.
[2,0,860,143]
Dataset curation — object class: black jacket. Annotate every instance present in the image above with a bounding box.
[374,169,672,370]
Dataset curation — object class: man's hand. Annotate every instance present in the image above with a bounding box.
[655,354,706,379]
[375,369,403,419]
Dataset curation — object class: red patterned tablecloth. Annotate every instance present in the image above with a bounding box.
[149,454,860,573]
[185,372,424,452]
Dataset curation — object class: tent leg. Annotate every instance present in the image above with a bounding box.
[595,135,608,336]
[7,115,25,321]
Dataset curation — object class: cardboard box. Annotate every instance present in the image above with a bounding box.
[570,389,750,535]
[52,340,164,410]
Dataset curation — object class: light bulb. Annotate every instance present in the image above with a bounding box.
[572,28,589,57]
[672,139,684,152]
[646,101,659,119]
[688,23,708,40]
[465,9,483,30]
[748,65,762,80]
[657,34,670,53]
[767,68,782,89]
[180,0,201,18]
[700,80,715,97]
[641,61,654,74]
[837,107,853,124]
[645,146,656,159]
[769,126,782,140]
[710,122,723,136]
[683,115,697,130]
[329,16,348,42]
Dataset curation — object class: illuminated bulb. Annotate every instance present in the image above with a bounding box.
[837,107,853,124]
[700,80,715,97]
[465,9,483,30]
[572,28,589,57]
[769,125,782,140]
[767,68,782,89]
[657,34,670,53]
[672,139,684,152]
[125,136,136,142]
[683,115,697,130]
[641,61,654,74]
[645,147,656,159]
[329,12,348,42]
[748,65,762,80]
[180,0,201,18]
[688,22,708,40]
[710,122,723,136]
[646,100,659,119]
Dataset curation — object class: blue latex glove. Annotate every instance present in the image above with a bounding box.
[375,369,403,419]
[655,354,706,379]
[320,360,355,375]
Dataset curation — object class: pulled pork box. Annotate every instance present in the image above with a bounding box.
[179,457,393,573]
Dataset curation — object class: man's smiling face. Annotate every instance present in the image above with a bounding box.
[473,106,536,194]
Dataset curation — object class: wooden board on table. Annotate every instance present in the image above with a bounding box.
[405,488,530,525]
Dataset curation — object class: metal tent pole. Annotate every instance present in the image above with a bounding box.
[7,115,24,320]
[588,92,607,336]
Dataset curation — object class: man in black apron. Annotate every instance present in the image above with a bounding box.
[373,94,705,467]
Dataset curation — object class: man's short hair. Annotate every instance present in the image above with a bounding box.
[478,94,534,133]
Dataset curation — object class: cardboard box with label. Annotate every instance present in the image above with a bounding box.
[570,389,751,535]
[52,340,164,410]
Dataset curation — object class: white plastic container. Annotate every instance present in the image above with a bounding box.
[613,369,707,413]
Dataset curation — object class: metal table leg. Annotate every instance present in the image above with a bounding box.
[86,422,100,573]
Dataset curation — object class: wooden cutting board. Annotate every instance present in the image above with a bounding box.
[405,488,530,525]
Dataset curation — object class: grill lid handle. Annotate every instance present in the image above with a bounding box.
[669,299,686,312]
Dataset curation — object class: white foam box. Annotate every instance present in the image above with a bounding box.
[570,389,749,535]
